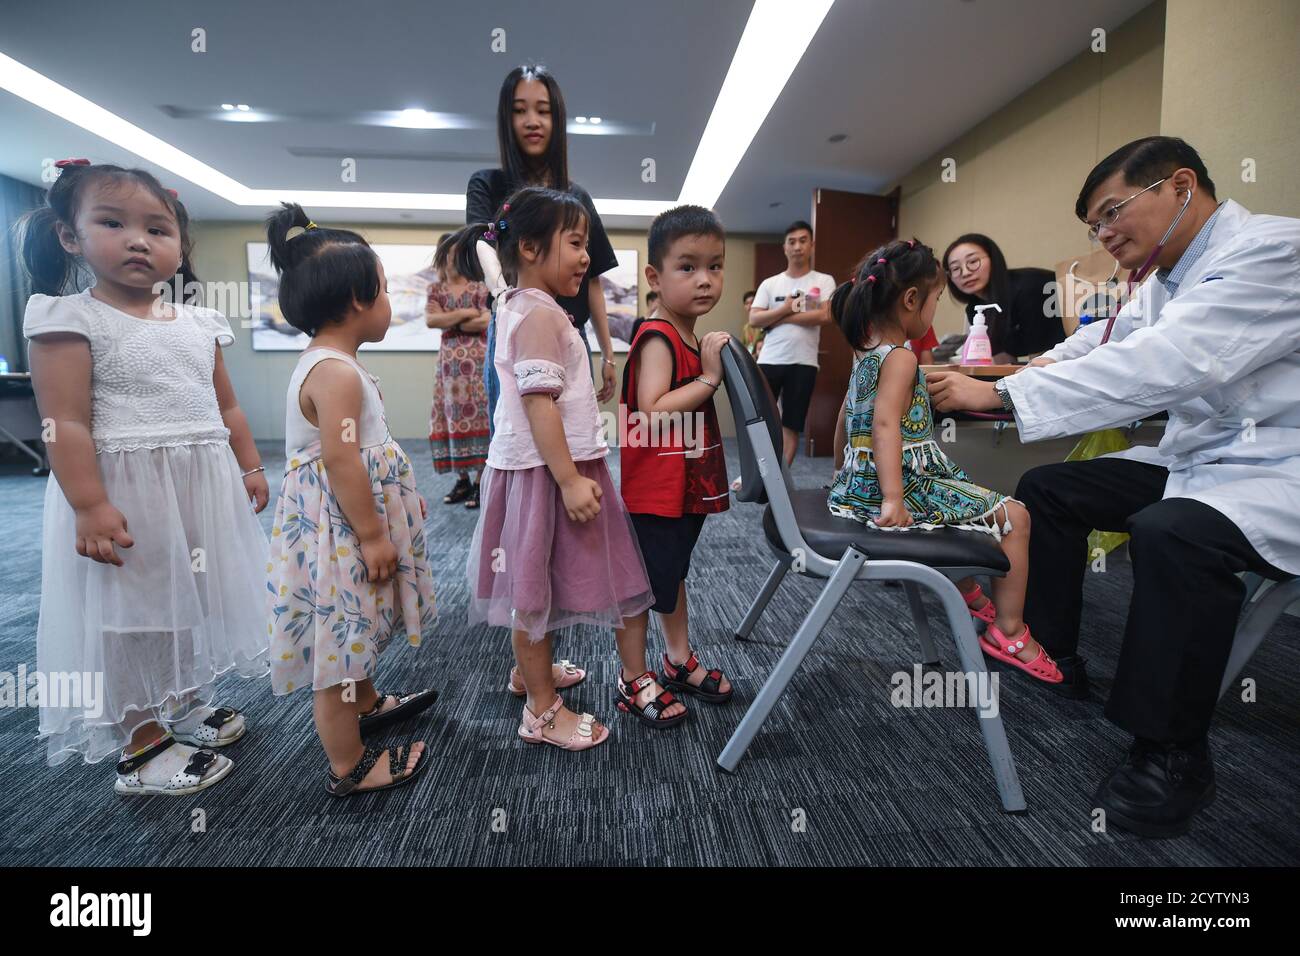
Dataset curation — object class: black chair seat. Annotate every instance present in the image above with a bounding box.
[763,488,1011,573]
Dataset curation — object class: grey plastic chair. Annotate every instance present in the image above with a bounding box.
[1219,573,1300,698]
[717,339,1026,812]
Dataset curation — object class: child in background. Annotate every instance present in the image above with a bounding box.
[21,160,269,794]
[425,227,492,510]
[466,186,654,750]
[264,203,438,796]
[828,239,1062,684]
[616,205,734,726]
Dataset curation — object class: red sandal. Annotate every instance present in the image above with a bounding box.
[980,623,1063,684]
[616,670,688,728]
[962,585,997,626]
[662,650,733,704]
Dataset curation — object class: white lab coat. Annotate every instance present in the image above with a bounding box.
[1004,200,1300,575]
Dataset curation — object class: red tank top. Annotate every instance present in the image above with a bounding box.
[619,319,729,517]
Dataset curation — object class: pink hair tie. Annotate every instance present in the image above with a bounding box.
[165,188,179,199]
[907,239,915,248]
[54,158,90,169]
[876,258,887,264]
[866,275,877,284]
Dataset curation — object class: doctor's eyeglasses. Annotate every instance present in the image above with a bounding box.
[1085,178,1166,241]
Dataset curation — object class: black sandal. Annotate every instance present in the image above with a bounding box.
[464,481,480,510]
[326,740,430,797]
[443,477,472,504]
[662,651,733,703]
[615,670,688,728]
[357,688,438,735]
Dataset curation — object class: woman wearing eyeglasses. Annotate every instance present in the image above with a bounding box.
[943,234,1064,363]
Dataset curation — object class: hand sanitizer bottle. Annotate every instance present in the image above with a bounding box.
[960,304,1000,365]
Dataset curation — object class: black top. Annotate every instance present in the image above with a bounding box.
[963,266,1064,358]
[466,167,618,332]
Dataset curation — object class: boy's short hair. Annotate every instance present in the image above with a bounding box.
[784,220,813,240]
[648,204,726,269]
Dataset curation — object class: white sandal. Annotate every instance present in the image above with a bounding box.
[113,735,233,796]
[170,705,246,747]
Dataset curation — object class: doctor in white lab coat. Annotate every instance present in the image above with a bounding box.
[927,136,1300,838]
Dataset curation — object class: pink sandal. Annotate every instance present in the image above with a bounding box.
[980,623,1063,684]
[517,695,609,751]
[962,585,997,625]
[507,660,586,697]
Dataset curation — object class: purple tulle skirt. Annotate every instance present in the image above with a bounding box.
[466,458,653,641]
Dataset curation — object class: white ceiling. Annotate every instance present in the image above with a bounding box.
[0,0,1152,234]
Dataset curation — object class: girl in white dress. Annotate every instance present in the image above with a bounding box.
[20,160,270,795]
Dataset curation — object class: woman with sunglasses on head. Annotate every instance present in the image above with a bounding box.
[943,234,1064,363]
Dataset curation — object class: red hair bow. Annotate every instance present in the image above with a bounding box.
[165,188,179,199]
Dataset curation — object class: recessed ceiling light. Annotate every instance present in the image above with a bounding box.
[220,103,234,111]
[236,104,250,111]
[575,116,588,123]
[678,0,834,209]
[589,116,602,125]
[828,132,848,143]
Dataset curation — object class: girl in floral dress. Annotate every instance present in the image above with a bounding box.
[425,227,491,509]
[264,203,440,796]
[827,239,1062,685]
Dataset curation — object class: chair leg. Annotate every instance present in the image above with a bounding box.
[1219,577,1300,698]
[717,548,864,772]
[734,558,789,641]
[903,581,940,666]
[931,580,1026,813]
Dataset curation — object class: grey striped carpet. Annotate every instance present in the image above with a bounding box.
[1,440,1296,867]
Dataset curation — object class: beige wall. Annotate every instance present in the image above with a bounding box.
[1160,0,1300,218]
[894,1,1166,339]
[192,220,758,442]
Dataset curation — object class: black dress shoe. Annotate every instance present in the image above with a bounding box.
[1094,738,1216,838]
[1046,654,1089,699]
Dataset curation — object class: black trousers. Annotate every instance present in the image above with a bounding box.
[1016,457,1290,744]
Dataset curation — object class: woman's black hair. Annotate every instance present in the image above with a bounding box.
[18,162,196,297]
[942,233,1010,345]
[463,186,588,286]
[830,237,943,351]
[264,202,380,336]
[496,64,569,192]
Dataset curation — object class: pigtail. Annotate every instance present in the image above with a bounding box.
[265,202,315,275]
[17,205,78,295]
[835,238,941,351]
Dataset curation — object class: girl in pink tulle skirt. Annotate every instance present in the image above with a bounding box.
[465,187,653,751]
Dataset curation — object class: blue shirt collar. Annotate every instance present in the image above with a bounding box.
[1157,202,1224,297]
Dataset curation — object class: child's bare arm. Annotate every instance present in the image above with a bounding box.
[872,348,919,504]
[521,394,602,522]
[213,348,268,511]
[303,362,395,581]
[634,334,727,416]
[29,334,133,564]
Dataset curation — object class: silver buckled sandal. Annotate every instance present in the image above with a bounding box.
[113,735,233,796]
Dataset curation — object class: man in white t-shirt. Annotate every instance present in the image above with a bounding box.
[748,221,836,465]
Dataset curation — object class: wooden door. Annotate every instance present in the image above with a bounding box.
[805,187,898,457]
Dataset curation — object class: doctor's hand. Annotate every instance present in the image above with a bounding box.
[926,371,1001,413]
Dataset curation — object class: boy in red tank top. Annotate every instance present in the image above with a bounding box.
[614,205,735,727]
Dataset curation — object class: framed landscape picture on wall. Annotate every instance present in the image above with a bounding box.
[586,248,639,353]
[247,241,441,351]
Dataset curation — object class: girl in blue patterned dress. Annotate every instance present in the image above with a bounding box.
[827,239,1061,685]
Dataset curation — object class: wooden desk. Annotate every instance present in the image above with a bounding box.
[920,363,1022,379]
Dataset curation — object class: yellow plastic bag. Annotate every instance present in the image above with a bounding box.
[1065,428,1131,557]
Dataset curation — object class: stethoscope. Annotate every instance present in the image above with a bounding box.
[1100,184,1194,344]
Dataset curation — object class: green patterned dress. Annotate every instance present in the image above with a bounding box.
[828,343,1014,537]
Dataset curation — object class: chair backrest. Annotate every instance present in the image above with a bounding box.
[720,338,791,505]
